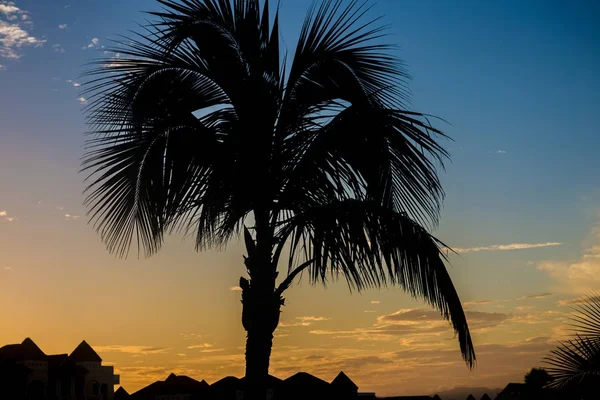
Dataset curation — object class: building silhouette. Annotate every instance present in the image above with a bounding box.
[126,371,405,400]
[0,338,119,400]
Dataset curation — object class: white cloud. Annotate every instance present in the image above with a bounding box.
[0,209,16,222]
[64,213,80,221]
[58,24,67,30]
[537,224,600,293]
[497,150,507,154]
[0,2,46,59]
[453,242,561,254]
[52,44,65,53]
[77,97,87,105]
[84,37,100,49]
[0,63,5,70]
[0,3,19,15]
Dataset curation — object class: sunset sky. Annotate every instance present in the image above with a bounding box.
[1,0,600,396]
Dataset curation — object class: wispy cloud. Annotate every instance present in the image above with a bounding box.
[77,97,87,105]
[83,37,100,49]
[370,300,380,304]
[463,300,493,307]
[64,213,80,221]
[0,64,5,70]
[229,286,242,291]
[58,24,67,29]
[52,44,65,53]
[497,150,507,154]
[0,2,46,59]
[3,266,10,271]
[280,316,331,327]
[517,292,554,300]
[453,242,561,253]
[187,343,213,350]
[66,80,80,87]
[94,345,170,355]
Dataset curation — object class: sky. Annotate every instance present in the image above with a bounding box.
[1,0,600,396]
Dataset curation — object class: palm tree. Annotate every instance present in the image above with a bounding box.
[81,0,475,389]
[544,292,600,398]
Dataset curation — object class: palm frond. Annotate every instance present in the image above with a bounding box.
[544,292,600,394]
[275,199,475,367]
[569,291,600,341]
[277,105,449,227]
[544,334,600,391]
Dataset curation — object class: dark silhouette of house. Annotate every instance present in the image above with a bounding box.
[495,383,568,400]
[130,373,209,400]
[466,395,476,400]
[378,397,434,400]
[0,337,119,400]
[481,394,491,400]
[132,370,397,400]
[115,386,130,400]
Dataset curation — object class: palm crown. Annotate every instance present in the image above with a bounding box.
[81,0,475,381]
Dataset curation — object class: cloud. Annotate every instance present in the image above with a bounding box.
[311,309,512,340]
[517,292,554,300]
[84,37,100,49]
[497,150,507,154]
[187,343,213,349]
[0,64,5,70]
[280,316,331,327]
[229,286,242,291]
[0,2,46,59]
[94,345,170,355]
[77,97,87,105]
[52,44,65,53]
[4,266,10,270]
[371,300,380,304]
[58,24,67,29]
[453,242,561,254]
[179,333,202,339]
[64,214,80,221]
[0,209,16,222]
[463,300,492,307]
[537,223,600,294]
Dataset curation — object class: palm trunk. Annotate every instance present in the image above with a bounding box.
[240,274,282,400]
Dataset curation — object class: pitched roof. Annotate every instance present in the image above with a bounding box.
[69,340,102,362]
[283,372,330,388]
[211,376,241,390]
[499,383,526,395]
[17,338,47,360]
[481,394,492,400]
[467,395,476,400]
[331,371,358,391]
[115,386,130,399]
[131,380,165,400]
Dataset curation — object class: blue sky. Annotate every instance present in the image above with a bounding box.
[1,0,600,395]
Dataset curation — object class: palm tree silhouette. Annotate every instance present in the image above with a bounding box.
[81,0,475,390]
[544,291,600,398]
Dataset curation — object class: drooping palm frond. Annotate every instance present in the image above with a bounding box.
[274,199,475,367]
